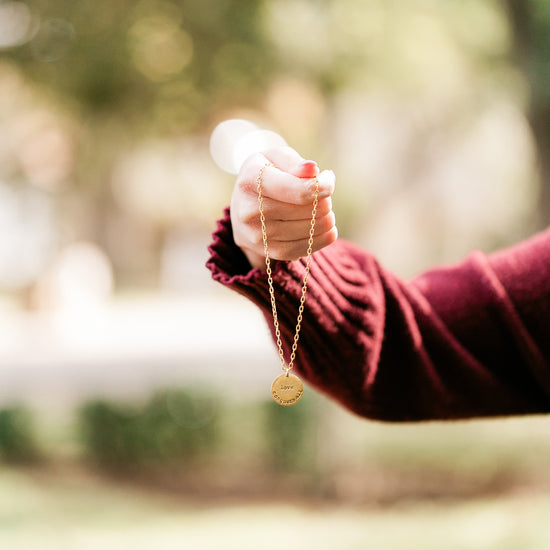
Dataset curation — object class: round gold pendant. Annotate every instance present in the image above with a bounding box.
[271,373,304,406]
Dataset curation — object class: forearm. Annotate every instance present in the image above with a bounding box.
[207,209,550,421]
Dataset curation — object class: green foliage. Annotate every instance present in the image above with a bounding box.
[78,388,219,472]
[262,394,318,472]
[0,406,41,464]
[509,0,550,105]
[77,384,323,479]
[6,0,274,132]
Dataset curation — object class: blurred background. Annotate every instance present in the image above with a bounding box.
[1,0,550,548]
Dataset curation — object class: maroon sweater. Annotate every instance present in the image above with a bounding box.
[207,208,550,421]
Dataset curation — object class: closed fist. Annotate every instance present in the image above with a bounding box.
[230,146,337,269]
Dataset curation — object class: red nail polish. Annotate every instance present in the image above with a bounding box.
[297,160,319,178]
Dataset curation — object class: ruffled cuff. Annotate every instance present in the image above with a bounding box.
[206,207,294,307]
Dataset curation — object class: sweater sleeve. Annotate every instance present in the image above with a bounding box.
[206,208,550,421]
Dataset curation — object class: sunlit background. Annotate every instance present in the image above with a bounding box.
[1,1,550,548]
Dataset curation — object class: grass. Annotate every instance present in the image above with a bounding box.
[0,465,549,550]
[2,396,550,549]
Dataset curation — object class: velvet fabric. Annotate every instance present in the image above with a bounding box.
[207,208,550,421]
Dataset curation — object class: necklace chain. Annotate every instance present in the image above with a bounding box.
[256,163,319,375]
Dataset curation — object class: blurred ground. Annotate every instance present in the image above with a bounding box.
[0,464,549,550]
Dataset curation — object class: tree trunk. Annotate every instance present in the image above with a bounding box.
[504,0,550,228]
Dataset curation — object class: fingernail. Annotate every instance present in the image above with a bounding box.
[297,160,319,178]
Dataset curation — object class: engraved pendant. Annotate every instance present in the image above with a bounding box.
[271,373,304,406]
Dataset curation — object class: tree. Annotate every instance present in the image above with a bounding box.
[1,0,275,286]
[504,0,550,228]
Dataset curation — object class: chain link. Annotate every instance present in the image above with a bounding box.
[256,162,319,375]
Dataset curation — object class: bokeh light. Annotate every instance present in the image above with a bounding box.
[0,2,35,49]
[128,15,193,81]
[30,18,75,62]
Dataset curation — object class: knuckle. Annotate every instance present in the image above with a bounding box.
[235,174,255,195]
[325,210,336,229]
[248,228,263,247]
[315,218,328,235]
[265,220,280,240]
[317,197,333,217]
[236,154,266,192]
[239,204,258,226]
[313,210,335,235]
[235,224,261,250]
[264,145,295,160]
[240,152,264,173]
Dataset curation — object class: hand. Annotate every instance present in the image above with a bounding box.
[230,146,337,269]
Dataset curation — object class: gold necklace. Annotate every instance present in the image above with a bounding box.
[256,163,319,406]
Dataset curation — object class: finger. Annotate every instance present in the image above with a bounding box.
[235,199,335,251]
[240,153,334,205]
[264,146,320,182]
[256,196,333,222]
[263,145,302,169]
[290,161,319,179]
[268,226,339,261]
[266,211,336,242]
[259,164,334,205]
